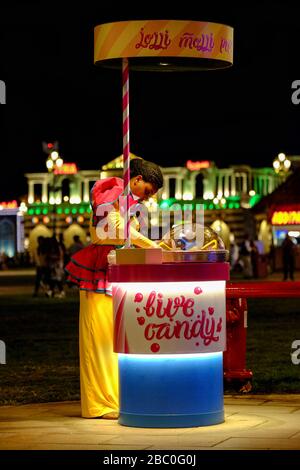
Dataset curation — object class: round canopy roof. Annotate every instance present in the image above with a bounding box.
[94,20,233,71]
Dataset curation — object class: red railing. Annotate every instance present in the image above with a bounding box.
[227,281,300,298]
[224,281,300,392]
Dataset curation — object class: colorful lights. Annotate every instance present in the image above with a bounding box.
[273,153,291,175]
[26,202,90,218]
[19,202,27,213]
[271,211,300,225]
[203,191,214,200]
[69,196,81,204]
[0,200,18,210]
[288,231,300,237]
[46,159,54,170]
[182,193,193,201]
[159,201,170,209]
[159,197,240,211]
[50,151,59,161]
[249,194,261,208]
[54,162,77,175]
[186,160,211,171]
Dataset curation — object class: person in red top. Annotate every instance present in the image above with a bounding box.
[65,158,163,419]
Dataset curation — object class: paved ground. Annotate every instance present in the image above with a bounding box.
[1,269,300,451]
[1,395,300,450]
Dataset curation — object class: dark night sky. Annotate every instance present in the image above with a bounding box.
[1,0,300,200]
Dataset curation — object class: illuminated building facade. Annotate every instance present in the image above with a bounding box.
[20,156,288,257]
[0,201,24,258]
[252,166,300,269]
[102,156,285,249]
[23,165,99,255]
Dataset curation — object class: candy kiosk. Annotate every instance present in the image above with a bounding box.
[95,19,233,427]
[109,225,230,428]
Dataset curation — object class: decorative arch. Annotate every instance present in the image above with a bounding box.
[29,224,52,257]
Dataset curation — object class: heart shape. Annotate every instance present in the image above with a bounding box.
[194,287,202,295]
[137,316,145,325]
[134,293,143,303]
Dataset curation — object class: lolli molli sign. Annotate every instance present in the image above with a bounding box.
[94,20,233,70]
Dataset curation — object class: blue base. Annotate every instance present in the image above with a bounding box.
[118,353,224,428]
[119,410,224,428]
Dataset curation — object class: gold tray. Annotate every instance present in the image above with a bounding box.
[162,250,229,263]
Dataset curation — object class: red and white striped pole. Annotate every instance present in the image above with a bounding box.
[122,58,131,248]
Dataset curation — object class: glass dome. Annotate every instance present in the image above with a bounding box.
[161,223,225,251]
[160,223,228,262]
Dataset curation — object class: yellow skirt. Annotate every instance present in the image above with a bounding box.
[79,291,119,418]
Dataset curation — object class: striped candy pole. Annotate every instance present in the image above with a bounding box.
[122,58,131,248]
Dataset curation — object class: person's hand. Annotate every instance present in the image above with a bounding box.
[158,241,172,251]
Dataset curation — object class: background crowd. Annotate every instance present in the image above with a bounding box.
[32,234,84,298]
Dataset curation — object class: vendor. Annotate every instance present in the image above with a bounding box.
[65,158,163,419]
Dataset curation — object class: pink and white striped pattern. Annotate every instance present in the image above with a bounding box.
[113,285,129,353]
[122,58,131,248]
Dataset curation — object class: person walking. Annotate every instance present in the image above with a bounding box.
[68,235,84,257]
[239,234,253,278]
[250,240,259,278]
[282,233,296,281]
[47,237,65,298]
[32,236,48,297]
[58,233,68,266]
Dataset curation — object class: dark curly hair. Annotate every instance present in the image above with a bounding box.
[130,158,163,191]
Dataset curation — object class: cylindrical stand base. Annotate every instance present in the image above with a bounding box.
[118,352,224,428]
